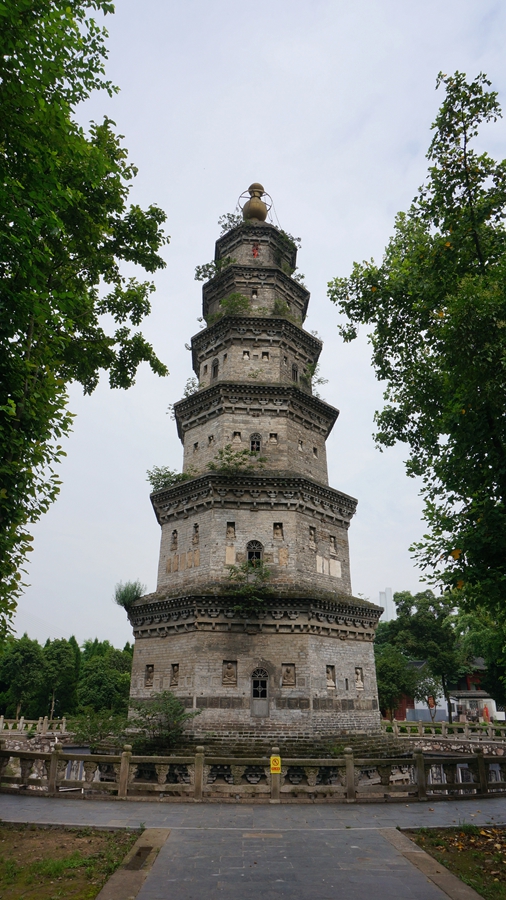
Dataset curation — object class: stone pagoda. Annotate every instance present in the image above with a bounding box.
[127,183,382,741]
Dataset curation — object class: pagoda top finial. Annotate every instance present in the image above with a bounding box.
[241,182,268,222]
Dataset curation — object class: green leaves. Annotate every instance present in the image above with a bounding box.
[0,3,169,631]
[328,72,506,614]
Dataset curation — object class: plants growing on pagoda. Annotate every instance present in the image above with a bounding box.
[218,211,244,235]
[194,256,235,281]
[206,292,251,324]
[146,466,196,493]
[207,444,266,475]
[114,580,146,612]
[225,560,273,614]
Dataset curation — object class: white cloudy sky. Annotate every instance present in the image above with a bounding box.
[16,0,506,646]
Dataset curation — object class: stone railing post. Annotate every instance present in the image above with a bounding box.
[193,746,205,801]
[48,741,63,795]
[0,716,4,733]
[344,747,356,802]
[42,716,49,735]
[414,750,427,801]
[441,721,447,738]
[18,716,25,732]
[417,721,423,736]
[61,717,67,735]
[393,720,399,737]
[117,745,132,799]
[476,748,488,795]
[270,747,281,803]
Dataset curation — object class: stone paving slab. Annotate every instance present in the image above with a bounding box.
[1,794,504,899]
[1,793,505,831]
[134,825,450,900]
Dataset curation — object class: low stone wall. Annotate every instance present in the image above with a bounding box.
[1,740,505,803]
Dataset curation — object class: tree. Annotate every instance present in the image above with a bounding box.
[42,638,79,718]
[454,607,506,707]
[77,655,130,713]
[129,691,200,753]
[0,1,169,635]
[387,590,468,722]
[66,709,127,751]
[0,633,44,718]
[328,72,506,613]
[413,669,444,723]
[374,643,419,720]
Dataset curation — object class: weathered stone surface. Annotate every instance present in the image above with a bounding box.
[128,205,383,739]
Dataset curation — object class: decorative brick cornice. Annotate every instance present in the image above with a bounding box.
[128,590,381,642]
[173,382,339,443]
[150,471,357,527]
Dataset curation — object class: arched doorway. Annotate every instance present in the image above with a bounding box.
[251,667,269,717]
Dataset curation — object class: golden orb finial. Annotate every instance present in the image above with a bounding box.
[242,182,268,222]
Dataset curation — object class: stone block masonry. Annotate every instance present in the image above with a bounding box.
[126,183,383,740]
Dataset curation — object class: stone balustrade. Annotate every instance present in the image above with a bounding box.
[0,716,67,735]
[381,719,506,742]
[1,740,505,803]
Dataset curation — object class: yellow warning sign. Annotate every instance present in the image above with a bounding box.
[270,755,281,774]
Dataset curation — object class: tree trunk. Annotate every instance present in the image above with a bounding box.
[441,674,452,724]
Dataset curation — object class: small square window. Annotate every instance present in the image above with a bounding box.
[269,433,278,443]
[193,442,199,452]
[252,289,258,299]
[232,431,241,442]
[283,356,288,366]
[309,526,316,546]
[203,364,208,375]
[273,523,283,540]
[226,521,236,539]
[243,350,250,360]
[262,351,269,360]
[223,353,227,361]
[298,440,303,451]
[208,434,214,444]
[330,535,337,554]
[313,446,318,458]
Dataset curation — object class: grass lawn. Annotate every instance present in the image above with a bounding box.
[0,822,138,900]
[409,825,506,900]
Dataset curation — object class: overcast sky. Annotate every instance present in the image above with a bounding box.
[15,0,506,647]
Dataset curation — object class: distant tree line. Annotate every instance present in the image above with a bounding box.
[0,634,133,721]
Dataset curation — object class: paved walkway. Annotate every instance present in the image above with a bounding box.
[2,795,505,899]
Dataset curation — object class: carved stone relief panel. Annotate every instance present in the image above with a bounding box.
[282,664,296,686]
[222,660,237,685]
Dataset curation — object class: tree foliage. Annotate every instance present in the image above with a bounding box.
[0,633,45,718]
[328,72,506,612]
[114,580,146,613]
[0,1,169,633]
[207,444,266,475]
[386,590,469,721]
[374,643,419,719]
[129,690,199,753]
[225,560,272,613]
